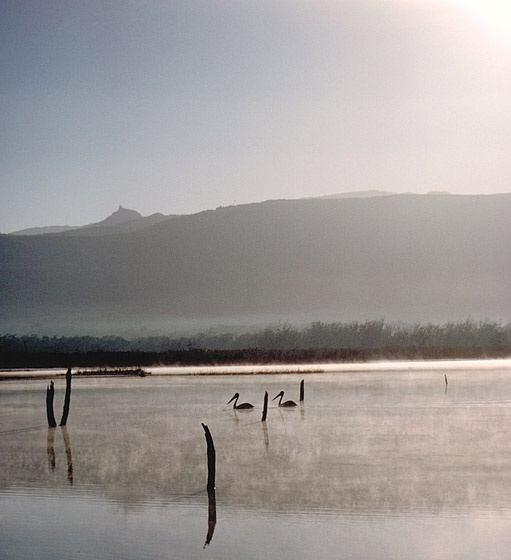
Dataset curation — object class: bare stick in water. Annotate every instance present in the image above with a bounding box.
[262,391,268,422]
[46,381,57,428]
[59,367,72,426]
[444,374,448,386]
[300,379,305,402]
[201,423,217,547]
[201,423,216,493]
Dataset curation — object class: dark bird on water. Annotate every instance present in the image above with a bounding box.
[227,393,254,409]
[273,391,297,407]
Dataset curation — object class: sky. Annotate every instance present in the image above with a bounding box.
[1,0,510,233]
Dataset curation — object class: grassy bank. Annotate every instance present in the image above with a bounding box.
[2,320,511,369]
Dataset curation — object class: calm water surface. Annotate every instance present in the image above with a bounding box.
[2,363,511,559]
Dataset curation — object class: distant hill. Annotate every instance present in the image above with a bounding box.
[9,205,170,236]
[94,205,141,226]
[316,190,397,199]
[8,224,80,236]
[1,193,510,335]
[316,190,452,199]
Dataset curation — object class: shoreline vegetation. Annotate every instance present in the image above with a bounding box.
[74,367,148,377]
[0,367,327,380]
[1,320,511,370]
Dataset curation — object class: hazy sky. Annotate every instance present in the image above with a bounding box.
[1,0,510,232]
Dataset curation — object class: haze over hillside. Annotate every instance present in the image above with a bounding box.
[1,193,510,335]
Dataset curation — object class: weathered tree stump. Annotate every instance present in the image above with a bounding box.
[46,381,57,428]
[59,367,72,426]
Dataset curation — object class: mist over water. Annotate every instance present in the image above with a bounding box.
[2,363,511,559]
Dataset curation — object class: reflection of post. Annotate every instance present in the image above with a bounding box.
[46,381,57,428]
[45,425,74,484]
[201,423,217,547]
[47,427,56,471]
[204,489,216,547]
[60,367,72,426]
[61,426,74,485]
[262,421,269,449]
[261,391,268,422]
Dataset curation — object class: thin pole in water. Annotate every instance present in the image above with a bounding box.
[46,381,57,428]
[201,423,216,493]
[59,367,72,426]
[262,391,268,422]
[201,423,217,547]
[300,379,305,402]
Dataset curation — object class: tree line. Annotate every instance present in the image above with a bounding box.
[1,320,511,368]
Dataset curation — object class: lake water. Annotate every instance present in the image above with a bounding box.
[2,362,511,559]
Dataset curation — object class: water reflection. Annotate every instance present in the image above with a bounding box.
[204,489,216,547]
[2,371,511,539]
[46,426,73,484]
[262,421,269,449]
[46,427,55,471]
[61,426,73,484]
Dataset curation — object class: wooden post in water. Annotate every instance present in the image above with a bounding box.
[444,374,448,386]
[300,379,305,402]
[261,391,268,422]
[60,367,72,426]
[201,423,217,547]
[201,423,216,493]
[46,381,57,428]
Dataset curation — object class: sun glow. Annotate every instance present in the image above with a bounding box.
[454,0,511,35]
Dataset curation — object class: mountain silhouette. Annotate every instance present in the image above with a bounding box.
[1,193,510,335]
[94,205,141,226]
[9,205,168,236]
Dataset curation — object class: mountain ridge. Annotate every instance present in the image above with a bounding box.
[8,205,169,236]
[1,193,510,335]
[8,190,455,235]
